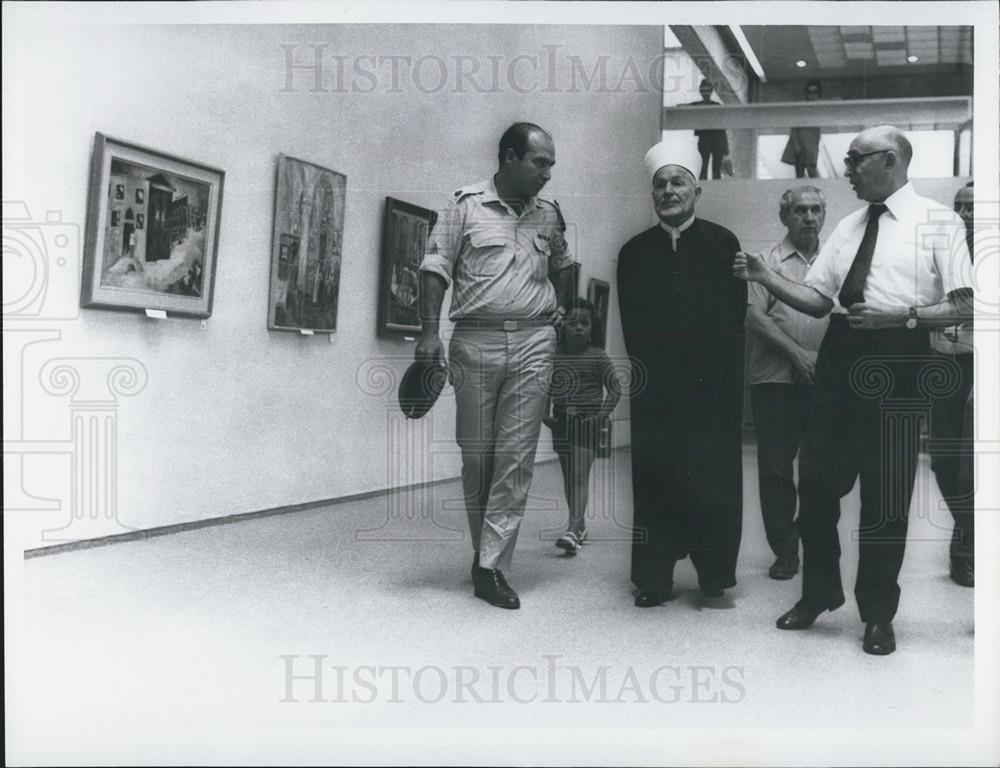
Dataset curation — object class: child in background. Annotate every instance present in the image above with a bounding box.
[544,299,621,554]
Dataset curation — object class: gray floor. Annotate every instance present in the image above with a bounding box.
[11,444,975,763]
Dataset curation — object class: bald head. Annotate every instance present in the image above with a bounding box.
[860,126,912,166]
[846,125,912,202]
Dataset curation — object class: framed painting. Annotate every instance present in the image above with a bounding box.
[81,133,224,317]
[552,261,581,313]
[267,155,347,334]
[587,277,611,349]
[377,197,436,337]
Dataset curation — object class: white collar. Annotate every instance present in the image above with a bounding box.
[659,214,695,248]
[778,235,819,265]
[878,181,917,221]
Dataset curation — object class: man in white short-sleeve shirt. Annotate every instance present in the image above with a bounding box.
[746,187,829,582]
[734,125,973,656]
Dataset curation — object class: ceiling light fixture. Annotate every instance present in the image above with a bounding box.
[796,60,808,68]
[907,54,919,63]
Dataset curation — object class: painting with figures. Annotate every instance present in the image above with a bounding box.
[377,197,437,336]
[81,133,224,317]
[268,155,347,333]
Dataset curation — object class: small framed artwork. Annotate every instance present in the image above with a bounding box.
[552,261,580,312]
[135,188,144,204]
[377,197,436,337]
[81,132,224,317]
[587,277,611,349]
[267,154,346,333]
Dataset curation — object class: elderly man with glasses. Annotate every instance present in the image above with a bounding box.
[734,125,973,656]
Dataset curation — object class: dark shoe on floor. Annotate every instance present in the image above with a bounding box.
[862,622,896,655]
[634,590,672,607]
[776,599,841,630]
[473,567,520,609]
[700,585,724,598]
[768,554,800,580]
[555,531,582,554]
[950,559,974,587]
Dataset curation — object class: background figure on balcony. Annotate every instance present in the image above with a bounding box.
[687,79,733,180]
[782,80,822,178]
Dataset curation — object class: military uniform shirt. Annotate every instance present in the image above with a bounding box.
[419,179,575,319]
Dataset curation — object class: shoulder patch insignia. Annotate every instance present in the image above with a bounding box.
[453,182,487,202]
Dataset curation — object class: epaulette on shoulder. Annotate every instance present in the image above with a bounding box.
[453,182,487,202]
[536,194,561,211]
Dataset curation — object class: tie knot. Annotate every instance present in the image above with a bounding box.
[869,203,888,218]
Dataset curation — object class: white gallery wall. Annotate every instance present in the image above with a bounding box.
[4,22,665,545]
[4,20,972,549]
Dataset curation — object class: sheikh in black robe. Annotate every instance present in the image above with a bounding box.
[617,219,747,592]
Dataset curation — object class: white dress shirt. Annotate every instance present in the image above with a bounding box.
[805,182,972,311]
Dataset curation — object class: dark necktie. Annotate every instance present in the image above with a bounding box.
[838,203,887,308]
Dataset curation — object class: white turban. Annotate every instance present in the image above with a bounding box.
[644,138,702,181]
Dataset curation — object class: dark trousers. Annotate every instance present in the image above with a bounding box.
[794,162,819,179]
[929,351,975,565]
[798,319,931,623]
[751,382,815,558]
[697,137,726,179]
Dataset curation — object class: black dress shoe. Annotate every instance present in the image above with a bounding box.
[863,622,896,655]
[634,590,672,607]
[950,559,974,587]
[776,599,839,630]
[700,585,724,598]
[768,554,800,580]
[473,567,520,609]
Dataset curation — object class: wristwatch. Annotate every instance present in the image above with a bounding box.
[905,307,919,329]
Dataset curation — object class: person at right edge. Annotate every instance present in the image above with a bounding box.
[734,126,973,656]
[929,180,975,588]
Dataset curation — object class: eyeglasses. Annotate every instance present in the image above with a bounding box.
[843,149,891,169]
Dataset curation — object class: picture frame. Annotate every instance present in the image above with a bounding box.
[587,277,611,349]
[267,154,347,334]
[81,132,224,317]
[552,261,581,313]
[377,197,436,337]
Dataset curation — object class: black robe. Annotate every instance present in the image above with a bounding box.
[617,219,747,591]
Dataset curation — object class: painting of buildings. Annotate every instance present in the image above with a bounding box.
[101,161,211,298]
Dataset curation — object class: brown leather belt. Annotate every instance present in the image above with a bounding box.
[453,317,553,331]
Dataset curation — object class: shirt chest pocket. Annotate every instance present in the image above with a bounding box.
[465,229,512,277]
[530,233,551,280]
